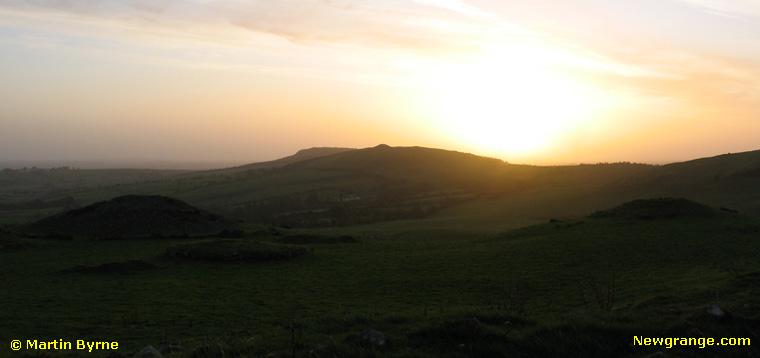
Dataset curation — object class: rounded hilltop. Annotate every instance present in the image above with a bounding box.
[31,195,236,238]
[590,197,721,220]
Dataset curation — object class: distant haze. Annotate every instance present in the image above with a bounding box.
[2,1,760,166]
[0,159,246,170]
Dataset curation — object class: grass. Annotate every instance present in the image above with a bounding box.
[0,232,31,251]
[2,199,759,357]
[3,146,760,356]
[166,239,309,261]
[277,234,358,245]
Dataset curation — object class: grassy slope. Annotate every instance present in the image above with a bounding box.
[2,146,656,229]
[224,147,356,172]
[0,149,355,225]
[2,199,758,357]
[5,146,760,245]
[613,149,760,215]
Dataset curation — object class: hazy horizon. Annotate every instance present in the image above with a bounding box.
[2,1,760,166]
[3,143,755,171]
[0,157,246,170]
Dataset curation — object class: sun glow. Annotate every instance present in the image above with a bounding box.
[413,45,605,159]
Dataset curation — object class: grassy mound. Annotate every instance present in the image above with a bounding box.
[278,234,358,245]
[165,239,307,261]
[590,198,719,220]
[31,195,236,237]
[0,232,30,251]
[61,260,158,274]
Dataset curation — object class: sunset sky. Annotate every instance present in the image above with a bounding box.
[2,0,760,166]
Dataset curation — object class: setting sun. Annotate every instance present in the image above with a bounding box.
[412,45,604,159]
[1,0,759,165]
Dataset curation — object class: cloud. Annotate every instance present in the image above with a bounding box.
[670,0,760,18]
[4,0,758,107]
[0,0,530,56]
[410,0,497,20]
[0,0,550,88]
[571,42,760,120]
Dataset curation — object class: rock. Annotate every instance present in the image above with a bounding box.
[689,328,706,337]
[134,346,163,358]
[159,345,183,355]
[641,351,666,358]
[706,303,726,317]
[361,329,386,345]
[705,303,733,321]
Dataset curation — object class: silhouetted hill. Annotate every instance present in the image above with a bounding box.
[293,145,512,186]
[282,145,653,189]
[589,197,720,220]
[613,149,760,215]
[7,145,653,228]
[184,147,357,180]
[231,147,356,170]
[9,145,760,230]
[31,195,236,237]
[163,145,653,227]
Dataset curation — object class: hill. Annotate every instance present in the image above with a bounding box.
[29,195,236,237]
[208,147,357,175]
[589,197,719,220]
[174,145,653,227]
[0,145,656,228]
[613,149,760,215]
[6,145,760,231]
[236,146,356,169]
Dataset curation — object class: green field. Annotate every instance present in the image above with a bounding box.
[2,198,759,357]
[2,146,760,357]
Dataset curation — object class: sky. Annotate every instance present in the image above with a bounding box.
[1,0,760,167]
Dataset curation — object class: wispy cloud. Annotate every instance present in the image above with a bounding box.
[0,0,550,88]
[3,1,758,110]
[410,0,498,20]
[0,0,528,55]
[670,0,760,18]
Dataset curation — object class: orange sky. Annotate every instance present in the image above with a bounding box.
[1,0,759,166]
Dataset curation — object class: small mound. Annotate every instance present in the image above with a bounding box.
[62,260,158,274]
[166,239,307,261]
[278,234,358,245]
[590,198,719,220]
[0,233,31,251]
[32,195,236,237]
